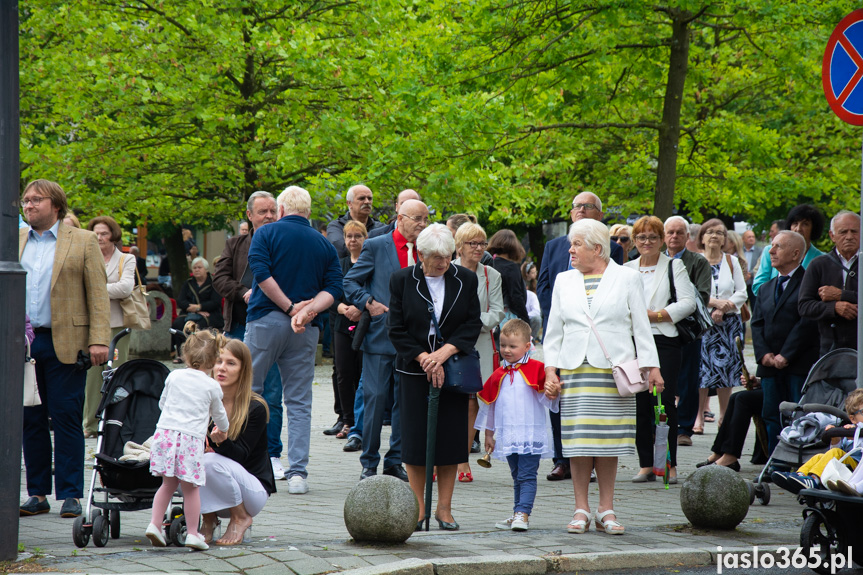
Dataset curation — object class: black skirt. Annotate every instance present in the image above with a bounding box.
[399,373,468,467]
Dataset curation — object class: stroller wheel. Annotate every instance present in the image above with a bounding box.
[755,482,771,505]
[747,481,756,505]
[169,516,187,547]
[72,515,90,548]
[171,506,184,520]
[801,513,846,575]
[92,515,109,547]
[110,510,121,539]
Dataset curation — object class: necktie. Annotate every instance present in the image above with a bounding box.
[774,275,790,304]
[406,242,415,266]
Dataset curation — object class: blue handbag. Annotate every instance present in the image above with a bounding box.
[428,304,483,394]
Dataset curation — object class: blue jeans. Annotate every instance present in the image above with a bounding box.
[227,323,284,458]
[349,371,364,440]
[246,311,318,479]
[761,373,806,454]
[676,338,702,436]
[506,454,541,515]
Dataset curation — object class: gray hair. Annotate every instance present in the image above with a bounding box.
[278,186,312,216]
[416,223,455,258]
[346,184,370,203]
[190,256,210,271]
[568,219,610,263]
[830,210,860,233]
[664,215,690,235]
[247,190,275,213]
[776,230,806,263]
[572,191,602,212]
[688,223,701,241]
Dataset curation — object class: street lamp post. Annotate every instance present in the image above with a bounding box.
[0,0,24,561]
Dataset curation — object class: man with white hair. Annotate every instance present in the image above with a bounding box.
[343,199,429,481]
[327,184,384,258]
[752,230,818,455]
[799,210,860,355]
[537,191,622,481]
[664,216,712,446]
[369,189,422,238]
[245,186,343,494]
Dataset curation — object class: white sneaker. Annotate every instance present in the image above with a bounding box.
[184,532,209,551]
[511,512,529,531]
[287,475,309,494]
[495,516,515,530]
[271,457,286,480]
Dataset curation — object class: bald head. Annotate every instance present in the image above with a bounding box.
[396,189,421,211]
[570,192,603,223]
[396,200,429,243]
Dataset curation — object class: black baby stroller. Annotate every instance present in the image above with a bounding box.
[749,348,858,506]
[72,329,184,547]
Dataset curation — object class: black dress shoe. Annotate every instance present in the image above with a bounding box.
[343,436,362,452]
[60,498,82,518]
[383,465,409,482]
[546,463,571,481]
[435,515,459,531]
[323,419,344,436]
[19,497,50,516]
[360,467,377,480]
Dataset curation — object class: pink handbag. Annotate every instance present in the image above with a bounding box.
[585,315,649,397]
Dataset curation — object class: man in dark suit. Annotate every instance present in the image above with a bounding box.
[664,216,712,447]
[537,191,622,481]
[344,199,429,481]
[752,230,819,454]
[798,210,859,355]
[213,191,286,480]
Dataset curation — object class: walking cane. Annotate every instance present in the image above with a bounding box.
[422,384,440,531]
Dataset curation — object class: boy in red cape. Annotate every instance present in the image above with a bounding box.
[476,319,560,532]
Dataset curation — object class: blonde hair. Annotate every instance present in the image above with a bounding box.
[454,222,486,253]
[609,223,632,238]
[343,219,368,238]
[220,339,269,442]
[500,318,531,343]
[181,322,226,370]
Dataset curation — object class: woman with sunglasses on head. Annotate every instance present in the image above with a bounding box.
[609,224,634,263]
[694,219,748,434]
[625,217,697,484]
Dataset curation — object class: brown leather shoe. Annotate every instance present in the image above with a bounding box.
[546,462,571,481]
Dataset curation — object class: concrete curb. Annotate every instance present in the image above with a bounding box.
[547,549,713,572]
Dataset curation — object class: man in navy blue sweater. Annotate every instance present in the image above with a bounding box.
[246,186,343,495]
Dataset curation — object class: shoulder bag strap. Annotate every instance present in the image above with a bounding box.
[666,259,677,305]
[428,303,443,350]
[584,314,614,366]
[118,254,125,280]
[484,266,499,356]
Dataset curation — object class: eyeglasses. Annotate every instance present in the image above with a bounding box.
[635,235,661,243]
[21,196,49,206]
[465,241,488,249]
[571,203,598,211]
[345,234,365,241]
[704,230,727,237]
[610,236,630,243]
[402,215,429,225]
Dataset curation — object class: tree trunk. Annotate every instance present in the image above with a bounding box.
[166,226,188,296]
[653,10,690,220]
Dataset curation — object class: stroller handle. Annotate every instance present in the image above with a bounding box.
[779,401,850,423]
[107,328,132,369]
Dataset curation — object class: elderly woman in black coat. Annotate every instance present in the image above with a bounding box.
[388,223,482,531]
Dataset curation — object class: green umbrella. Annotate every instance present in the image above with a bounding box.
[422,384,440,531]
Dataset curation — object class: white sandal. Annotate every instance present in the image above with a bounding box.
[567,509,591,534]
[595,509,625,535]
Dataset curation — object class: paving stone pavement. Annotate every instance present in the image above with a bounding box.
[16,347,808,574]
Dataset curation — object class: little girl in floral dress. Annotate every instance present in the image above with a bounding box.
[146,323,230,550]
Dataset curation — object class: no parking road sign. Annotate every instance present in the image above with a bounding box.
[824,10,863,125]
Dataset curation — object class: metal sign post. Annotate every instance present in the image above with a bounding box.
[823,10,863,387]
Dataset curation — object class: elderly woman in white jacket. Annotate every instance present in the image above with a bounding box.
[625,216,696,484]
[453,222,505,482]
[544,219,661,536]
[695,218,749,432]
[83,216,136,436]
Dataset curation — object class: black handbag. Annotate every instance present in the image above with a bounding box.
[428,304,483,394]
[667,261,713,345]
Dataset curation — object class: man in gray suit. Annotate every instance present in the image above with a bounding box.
[344,199,429,481]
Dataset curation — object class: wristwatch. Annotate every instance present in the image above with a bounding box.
[656,311,664,323]
[285,303,295,315]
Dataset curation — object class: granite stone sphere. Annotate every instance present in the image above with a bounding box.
[344,475,419,543]
[680,465,749,529]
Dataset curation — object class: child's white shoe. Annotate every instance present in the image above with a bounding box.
[185,532,210,550]
[145,523,166,547]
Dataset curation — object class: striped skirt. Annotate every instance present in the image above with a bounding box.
[560,363,636,458]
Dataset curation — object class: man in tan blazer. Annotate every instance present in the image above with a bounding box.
[19,179,110,518]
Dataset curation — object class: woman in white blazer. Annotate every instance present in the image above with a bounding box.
[544,219,661,536]
[453,222,505,482]
[625,216,697,484]
[83,216,136,436]
[695,219,749,433]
